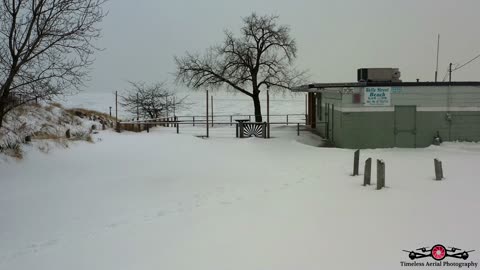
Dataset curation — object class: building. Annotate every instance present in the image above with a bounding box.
[293,68,480,148]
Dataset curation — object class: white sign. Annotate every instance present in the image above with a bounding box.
[364,87,391,106]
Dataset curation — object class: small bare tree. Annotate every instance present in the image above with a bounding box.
[0,0,108,127]
[175,13,305,122]
[120,81,187,120]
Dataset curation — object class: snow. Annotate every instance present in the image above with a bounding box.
[1,125,479,270]
[0,103,99,156]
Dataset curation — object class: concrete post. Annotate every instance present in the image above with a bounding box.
[434,158,444,180]
[353,150,360,176]
[363,158,371,186]
[376,159,385,190]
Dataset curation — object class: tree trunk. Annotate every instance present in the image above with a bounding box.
[252,93,262,122]
[0,103,4,128]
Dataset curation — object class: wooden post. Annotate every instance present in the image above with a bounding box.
[434,158,444,180]
[109,106,112,117]
[230,115,233,126]
[331,104,335,142]
[206,90,209,138]
[267,89,270,138]
[376,159,385,190]
[176,121,179,134]
[262,122,267,138]
[115,91,118,131]
[193,116,195,126]
[136,92,139,121]
[297,123,300,136]
[286,114,289,125]
[326,103,330,139]
[239,122,244,138]
[211,95,214,127]
[165,97,169,127]
[363,158,371,186]
[353,150,360,176]
[305,93,308,124]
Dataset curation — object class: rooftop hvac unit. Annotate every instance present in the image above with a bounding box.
[357,68,401,82]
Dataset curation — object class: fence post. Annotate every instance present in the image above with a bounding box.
[376,159,385,190]
[262,122,267,138]
[211,95,214,127]
[434,158,444,180]
[236,123,239,138]
[267,89,270,138]
[297,123,300,136]
[239,122,244,138]
[363,158,371,186]
[206,90,209,138]
[193,116,195,126]
[176,122,179,134]
[353,150,360,176]
[286,115,289,125]
[230,115,233,126]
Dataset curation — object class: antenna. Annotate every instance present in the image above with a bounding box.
[435,34,440,82]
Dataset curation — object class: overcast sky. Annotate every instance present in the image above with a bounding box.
[85,0,480,93]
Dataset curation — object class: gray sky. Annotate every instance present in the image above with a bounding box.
[86,0,480,93]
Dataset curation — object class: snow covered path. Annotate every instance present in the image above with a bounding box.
[1,127,479,269]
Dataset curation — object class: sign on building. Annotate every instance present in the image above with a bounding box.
[364,87,391,106]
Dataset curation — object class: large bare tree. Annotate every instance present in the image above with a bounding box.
[175,13,304,122]
[0,0,107,127]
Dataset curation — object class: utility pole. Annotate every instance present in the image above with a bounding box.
[449,62,453,83]
[115,91,118,123]
[435,34,440,82]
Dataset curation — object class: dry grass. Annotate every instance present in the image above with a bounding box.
[66,108,116,122]
[32,131,63,140]
[50,102,64,109]
[0,141,23,159]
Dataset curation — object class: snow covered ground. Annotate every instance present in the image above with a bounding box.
[1,125,479,269]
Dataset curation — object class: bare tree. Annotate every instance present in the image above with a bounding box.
[0,0,108,127]
[120,81,187,120]
[175,13,305,122]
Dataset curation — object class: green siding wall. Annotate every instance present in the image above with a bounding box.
[336,112,395,148]
[316,110,480,149]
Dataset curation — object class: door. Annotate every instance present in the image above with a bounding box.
[394,106,416,147]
